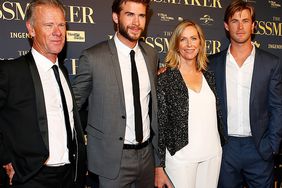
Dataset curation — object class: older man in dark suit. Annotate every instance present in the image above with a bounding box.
[0,0,86,187]
[208,1,282,188]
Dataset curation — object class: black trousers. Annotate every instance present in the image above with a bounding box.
[11,164,74,188]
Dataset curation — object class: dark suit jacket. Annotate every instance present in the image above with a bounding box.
[208,48,282,161]
[0,52,86,184]
[72,38,159,179]
[157,68,226,167]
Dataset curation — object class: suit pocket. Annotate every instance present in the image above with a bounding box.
[86,124,104,140]
[258,133,273,161]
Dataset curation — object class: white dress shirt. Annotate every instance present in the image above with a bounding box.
[32,48,74,166]
[114,34,151,144]
[226,44,255,137]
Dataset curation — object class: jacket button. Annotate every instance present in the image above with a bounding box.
[121,116,126,119]
[119,137,123,140]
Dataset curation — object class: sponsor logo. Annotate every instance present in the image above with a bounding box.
[199,14,214,25]
[268,0,281,8]
[157,13,174,22]
[268,43,282,49]
[66,31,85,42]
[273,16,280,22]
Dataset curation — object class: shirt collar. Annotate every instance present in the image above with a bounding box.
[227,42,256,59]
[114,33,140,56]
[31,48,59,72]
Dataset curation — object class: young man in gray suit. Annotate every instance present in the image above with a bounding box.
[208,0,282,187]
[72,0,159,187]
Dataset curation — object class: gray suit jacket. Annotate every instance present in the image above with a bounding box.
[72,38,159,179]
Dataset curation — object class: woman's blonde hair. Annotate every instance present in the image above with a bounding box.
[165,20,208,71]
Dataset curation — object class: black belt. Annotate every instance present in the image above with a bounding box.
[123,140,150,150]
[42,164,71,173]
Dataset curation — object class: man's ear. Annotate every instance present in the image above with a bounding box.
[224,22,229,32]
[26,21,35,37]
[112,12,118,24]
[251,22,255,34]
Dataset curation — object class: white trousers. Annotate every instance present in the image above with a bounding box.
[165,151,222,188]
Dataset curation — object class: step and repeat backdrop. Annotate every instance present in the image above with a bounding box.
[0,0,281,187]
[0,0,281,77]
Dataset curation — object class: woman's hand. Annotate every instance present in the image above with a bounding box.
[154,167,173,188]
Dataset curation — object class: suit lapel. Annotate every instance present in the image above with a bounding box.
[139,42,156,93]
[250,48,261,106]
[107,39,157,118]
[216,50,228,134]
[25,52,49,150]
[139,42,158,121]
[108,39,126,110]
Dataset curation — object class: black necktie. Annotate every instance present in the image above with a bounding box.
[52,65,73,160]
[130,50,143,143]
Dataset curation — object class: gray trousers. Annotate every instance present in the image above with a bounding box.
[99,144,155,188]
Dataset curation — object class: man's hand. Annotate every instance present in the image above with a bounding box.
[3,163,14,185]
[154,167,173,188]
[157,66,167,75]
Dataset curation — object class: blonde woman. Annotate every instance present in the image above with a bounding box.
[155,20,226,188]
